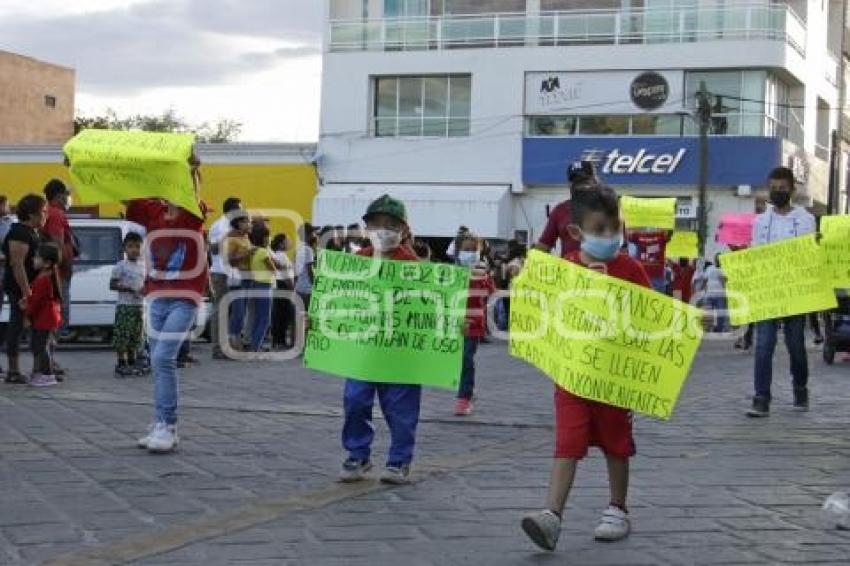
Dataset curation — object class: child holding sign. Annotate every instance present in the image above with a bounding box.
[339,195,422,485]
[521,185,651,549]
[454,232,495,416]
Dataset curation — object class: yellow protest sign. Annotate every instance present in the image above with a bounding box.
[666,231,699,259]
[621,196,676,230]
[721,234,837,325]
[509,250,703,420]
[820,215,850,288]
[63,130,201,218]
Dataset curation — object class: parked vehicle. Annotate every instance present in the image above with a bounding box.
[1,218,210,343]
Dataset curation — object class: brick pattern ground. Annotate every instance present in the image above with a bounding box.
[0,335,849,565]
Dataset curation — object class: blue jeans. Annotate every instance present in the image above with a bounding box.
[248,282,272,351]
[458,337,479,400]
[706,294,728,332]
[754,315,808,401]
[650,277,667,294]
[147,298,198,425]
[228,281,248,340]
[342,379,421,466]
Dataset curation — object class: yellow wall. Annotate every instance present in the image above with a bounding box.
[0,162,316,247]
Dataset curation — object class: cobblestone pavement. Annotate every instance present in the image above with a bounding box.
[1,335,849,565]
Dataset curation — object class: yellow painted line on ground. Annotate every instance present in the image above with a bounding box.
[43,430,547,566]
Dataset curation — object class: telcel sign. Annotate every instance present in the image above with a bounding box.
[523,136,782,186]
[593,148,687,175]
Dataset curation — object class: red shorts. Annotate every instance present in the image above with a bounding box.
[554,386,635,460]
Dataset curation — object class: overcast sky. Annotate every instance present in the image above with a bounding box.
[0,0,323,142]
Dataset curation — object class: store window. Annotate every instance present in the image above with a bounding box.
[527,114,682,136]
[684,71,782,137]
[374,75,471,137]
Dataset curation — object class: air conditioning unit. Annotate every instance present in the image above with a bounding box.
[736,184,752,197]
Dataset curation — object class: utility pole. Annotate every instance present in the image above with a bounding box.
[696,81,712,257]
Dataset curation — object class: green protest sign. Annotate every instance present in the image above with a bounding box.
[63,129,201,218]
[820,215,850,288]
[304,250,470,389]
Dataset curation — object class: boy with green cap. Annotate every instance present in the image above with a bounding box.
[339,194,422,485]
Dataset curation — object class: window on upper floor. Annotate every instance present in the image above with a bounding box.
[373,75,471,137]
[527,114,681,136]
[685,70,794,138]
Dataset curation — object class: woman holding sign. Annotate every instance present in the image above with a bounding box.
[128,156,208,453]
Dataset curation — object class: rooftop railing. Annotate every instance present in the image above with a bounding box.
[329,3,806,56]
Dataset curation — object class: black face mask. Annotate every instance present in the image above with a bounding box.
[769,190,791,208]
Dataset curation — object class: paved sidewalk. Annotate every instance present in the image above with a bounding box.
[1,336,849,565]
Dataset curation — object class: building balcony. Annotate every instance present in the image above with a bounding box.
[328,3,806,56]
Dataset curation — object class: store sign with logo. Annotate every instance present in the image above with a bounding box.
[523,136,782,186]
[525,70,684,115]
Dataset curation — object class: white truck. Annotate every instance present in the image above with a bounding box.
[1,218,210,342]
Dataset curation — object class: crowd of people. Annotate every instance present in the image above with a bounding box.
[0,155,830,550]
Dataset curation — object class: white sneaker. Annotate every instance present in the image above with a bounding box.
[594,506,630,541]
[521,509,561,551]
[29,373,58,387]
[137,424,155,449]
[145,422,179,453]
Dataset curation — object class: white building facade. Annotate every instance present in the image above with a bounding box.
[317,1,844,258]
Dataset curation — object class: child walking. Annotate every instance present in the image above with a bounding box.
[521,185,650,550]
[24,244,63,387]
[339,194,421,485]
[110,232,146,377]
[454,232,495,416]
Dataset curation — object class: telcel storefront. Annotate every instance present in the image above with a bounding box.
[522,135,782,259]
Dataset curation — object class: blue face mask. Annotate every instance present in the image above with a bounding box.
[457,251,479,267]
[581,232,621,261]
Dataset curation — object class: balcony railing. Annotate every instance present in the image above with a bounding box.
[329,3,806,56]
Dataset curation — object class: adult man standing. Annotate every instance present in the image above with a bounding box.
[534,161,598,257]
[208,197,241,359]
[42,180,77,358]
[746,166,816,417]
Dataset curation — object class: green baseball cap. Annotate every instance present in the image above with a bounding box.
[363,194,407,224]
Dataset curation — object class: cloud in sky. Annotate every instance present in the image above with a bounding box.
[0,0,324,141]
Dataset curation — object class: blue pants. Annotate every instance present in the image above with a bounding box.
[342,379,421,467]
[147,298,198,425]
[457,337,479,400]
[754,315,808,401]
[248,282,272,351]
[706,294,728,332]
[228,281,248,340]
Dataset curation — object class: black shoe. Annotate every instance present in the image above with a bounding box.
[746,397,770,418]
[3,372,27,385]
[793,388,809,412]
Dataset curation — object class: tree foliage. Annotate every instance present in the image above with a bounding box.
[74,108,243,143]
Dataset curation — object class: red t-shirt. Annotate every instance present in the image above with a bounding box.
[538,201,580,258]
[125,199,208,301]
[565,250,651,289]
[25,273,62,331]
[627,230,669,280]
[670,263,695,303]
[42,203,75,279]
[466,273,495,338]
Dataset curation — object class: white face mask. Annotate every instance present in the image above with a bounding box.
[457,251,479,267]
[367,229,401,252]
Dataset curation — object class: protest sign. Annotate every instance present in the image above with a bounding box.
[509,250,703,420]
[666,231,699,259]
[820,215,850,288]
[721,234,837,325]
[63,130,201,218]
[620,196,676,230]
[717,213,756,247]
[304,250,470,389]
